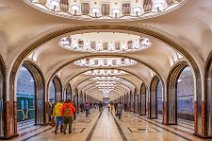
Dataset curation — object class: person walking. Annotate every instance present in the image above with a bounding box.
[117,102,123,119]
[84,102,90,117]
[107,103,111,112]
[98,101,103,112]
[61,99,75,134]
[80,103,84,113]
[53,100,63,134]
[72,101,77,120]
[114,103,118,116]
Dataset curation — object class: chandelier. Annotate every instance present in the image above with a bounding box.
[59,32,151,53]
[26,0,184,21]
[74,57,136,67]
[95,81,119,84]
[92,76,120,81]
[84,69,127,76]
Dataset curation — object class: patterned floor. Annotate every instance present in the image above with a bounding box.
[9,109,210,141]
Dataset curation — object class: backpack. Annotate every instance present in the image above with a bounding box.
[64,105,71,117]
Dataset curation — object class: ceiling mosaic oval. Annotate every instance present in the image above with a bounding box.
[25,0,186,22]
[59,32,151,53]
[74,57,137,67]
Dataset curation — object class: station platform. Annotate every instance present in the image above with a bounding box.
[10,109,208,141]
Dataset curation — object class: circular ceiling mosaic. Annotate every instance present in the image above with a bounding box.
[25,0,185,21]
[59,32,151,53]
[84,69,127,76]
[74,57,137,67]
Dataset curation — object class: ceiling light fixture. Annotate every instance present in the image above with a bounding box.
[74,57,136,67]
[26,0,184,21]
[84,69,127,76]
[59,32,151,53]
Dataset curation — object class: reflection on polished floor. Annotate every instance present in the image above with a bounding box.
[9,109,209,141]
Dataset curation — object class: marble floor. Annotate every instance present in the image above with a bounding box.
[9,109,211,141]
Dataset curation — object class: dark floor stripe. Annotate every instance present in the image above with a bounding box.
[85,112,102,141]
[135,115,192,141]
[20,127,53,141]
[112,114,128,141]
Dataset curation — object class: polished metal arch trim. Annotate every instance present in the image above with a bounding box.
[166,61,189,125]
[204,51,212,137]
[51,75,63,101]
[22,60,46,124]
[0,54,6,138]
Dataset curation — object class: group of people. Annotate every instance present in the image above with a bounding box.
[79,102,91,117]
[52,99,76,134]
[79,101,104,114]
[107,102,123,119]
[50,100,124,135]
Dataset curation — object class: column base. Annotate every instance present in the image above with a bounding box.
[0,134,18,140]
[193,133,212,139]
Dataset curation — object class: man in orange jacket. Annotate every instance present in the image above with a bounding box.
[61,99,76,134]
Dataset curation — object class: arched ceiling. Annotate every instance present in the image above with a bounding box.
[0,0,211,101]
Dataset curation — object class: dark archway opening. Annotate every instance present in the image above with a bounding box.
[140,84,146,115]
[205,53,212,137]
[49,80,56,104]
[0,63,4,137]
[157,81,163,117]
[16,66,35,125]
[177,66,194,121]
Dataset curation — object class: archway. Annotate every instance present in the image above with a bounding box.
[64,84,72,101]
[50,76,62,102]
[16,66,35,126]
[49,80,56,103]
[157,81,163,118]
[177,67,194,121]
[205,52,212,137]
[0,62,3,137]
[0,56,5,138]
[149,76,163,119]
[15,61,45,135]
[134,92,139,113]
[140,84,146,115]
[167,61,195,126]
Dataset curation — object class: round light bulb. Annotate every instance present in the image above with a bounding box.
[92,8,100,13]
[133,7,141,13]
[112,8,120,14]
[50,0,60,7]
[71,5,80,11]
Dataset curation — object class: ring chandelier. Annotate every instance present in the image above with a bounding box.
[74,57,136,67]
[96,84,116,87]
[84,69,127,76]
[26,0,184,21]
[92,76,120,81]
[95,81,119,84]
[59,32,151,53]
